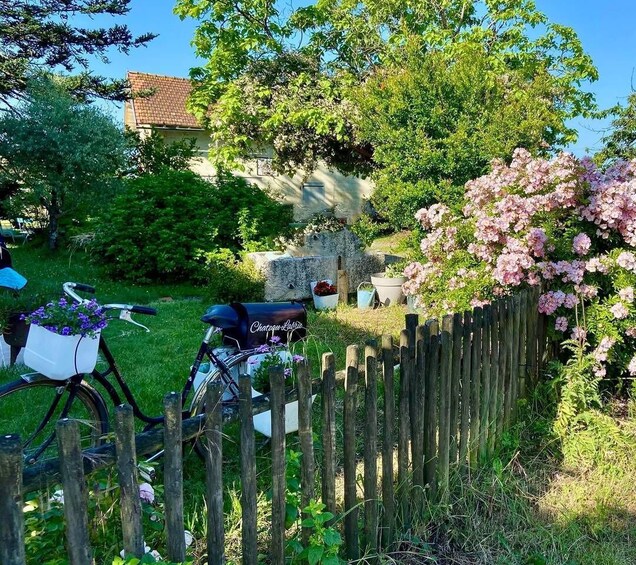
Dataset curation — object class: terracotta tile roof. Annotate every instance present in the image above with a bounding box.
[127,72,202,129]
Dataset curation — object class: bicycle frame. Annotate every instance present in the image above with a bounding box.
[74,324,247,429]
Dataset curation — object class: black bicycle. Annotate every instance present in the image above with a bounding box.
[0,282,307,465]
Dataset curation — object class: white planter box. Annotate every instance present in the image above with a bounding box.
[24,324,100,380]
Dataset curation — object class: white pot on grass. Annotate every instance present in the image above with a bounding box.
[371,273,407,306]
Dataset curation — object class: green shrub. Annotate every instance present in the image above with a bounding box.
[92,170,217,283]
[204,249,265,303]
[207,171,293,250]
[349,213,388,247]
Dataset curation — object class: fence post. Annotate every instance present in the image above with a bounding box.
[424,320,439,499]
[204,381,225,565]
[496,299,509,440]
[364,341,379,559]
[0,434,25,565]
[270,366,286,565]
[398,328,410,527]
[381,334,395,548]
[450,312,463,465]
[519,291,529,400]
[239,374,258,565]
[488,303,500,455]
[114,404,144,559]
[511,294,522,419]
[504,297,514,427]
[164,392,186,563]
[344,345,359,561]
[297,360,315,547]
[479,305,492,463]
[321,353,337,518]
[459,310,472,465]
[438,316,453,498]
[411,324,427,517]
[469,307,483,467]
[57,419,92,565]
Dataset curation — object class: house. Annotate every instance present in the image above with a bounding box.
[124,72,374,221]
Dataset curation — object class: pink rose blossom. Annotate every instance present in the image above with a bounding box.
[617,251,636,272]
[555,317,568,332]
[572,233,591,256]
[610,302,629,319]
[629,356,636,376]
[626,327,636,338]
[619,287,634,303]
[593,337,615,363]
[139,483,155,504]
[571,326,587,341]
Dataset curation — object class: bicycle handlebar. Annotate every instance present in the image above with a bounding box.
[62,282,158,317]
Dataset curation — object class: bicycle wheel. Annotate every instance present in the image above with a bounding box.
[0,375,109,465]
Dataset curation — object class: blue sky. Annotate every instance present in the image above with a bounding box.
[94,0,636,157]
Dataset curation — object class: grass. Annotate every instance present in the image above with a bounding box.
[4,243,636,564]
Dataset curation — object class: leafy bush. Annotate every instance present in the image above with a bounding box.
[349,213,388,247]
[92,170,217,283]
[206,171,293,250]
[203,249,265,303]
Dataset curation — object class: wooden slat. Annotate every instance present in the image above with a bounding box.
[115,404,144,559]
[469,307,483,467]
[487,303,500,455]
[164,392,186,562]
[438,315,453,498]
[239,375,258,565]
[459,310,472,465]
[321,353,337,517]
[57,419,92,565]
[204,381,225,565]
[364,341,379,557]
[450,312,463,464]
[297,360,315,547]
[424,320,439,499]
[503,297,514,427]
[479,305,491,462]
[381,335,395,548]
[270,366,287,565]
[411,324,427,516]
[0,434,25,565]
[398,329,410,526]
[344,345,360,560]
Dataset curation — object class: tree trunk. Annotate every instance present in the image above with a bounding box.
[48,214,59,250]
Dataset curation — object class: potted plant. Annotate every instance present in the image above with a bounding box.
[311,280,339,311]
[371,261,408,306]
[23,297,108,380]
[247,336,314,436]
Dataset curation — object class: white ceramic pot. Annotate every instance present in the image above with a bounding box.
[313,293,339,310]
[371,273,407,306]
[24,324,100,380]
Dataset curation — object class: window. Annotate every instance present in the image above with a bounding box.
[302,182,327,206]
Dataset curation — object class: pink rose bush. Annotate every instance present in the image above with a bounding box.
[405,148,636,380]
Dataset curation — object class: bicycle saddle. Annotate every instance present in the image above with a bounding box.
[201,304,239,329]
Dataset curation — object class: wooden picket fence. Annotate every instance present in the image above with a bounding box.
[0,288,545,564]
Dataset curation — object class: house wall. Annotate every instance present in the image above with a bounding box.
[135,126,374,222]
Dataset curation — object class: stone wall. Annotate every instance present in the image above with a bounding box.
[249,251,387,302]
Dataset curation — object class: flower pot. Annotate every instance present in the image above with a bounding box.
[313,293,339,310]
[245,351,316,437]
[371,273,407,306]
[24,324,100,380]
[357,283,375,309]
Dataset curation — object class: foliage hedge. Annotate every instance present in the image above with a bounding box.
[92,170,293,284]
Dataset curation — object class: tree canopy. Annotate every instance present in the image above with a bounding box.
[0,78,127,249]
[0,0,155,105]
[597,92,636,165]
[176,0,598,192]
